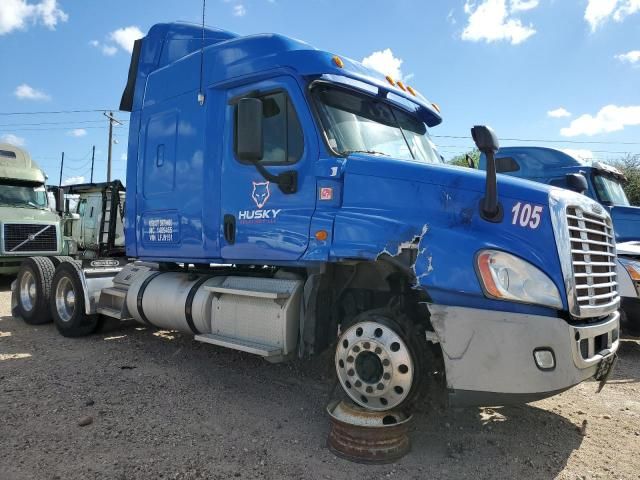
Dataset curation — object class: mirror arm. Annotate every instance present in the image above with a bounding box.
[252,161,298,194]
[481,150,502,222]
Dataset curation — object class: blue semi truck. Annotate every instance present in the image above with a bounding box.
[479,147,640,335]
[14,23,621,412]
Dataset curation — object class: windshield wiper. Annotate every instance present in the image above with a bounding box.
[338,149,390,157]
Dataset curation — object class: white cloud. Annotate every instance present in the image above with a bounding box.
[0,133,26,146]
[547,107,571,118]
[102,45,117,56]
[62,175,85,186]
[89,39,118,56]
[0,0,67,35]
[109,26,144,53]
[561,148,594,161]
[616,50,640,64]
[233,4,246,16]
[510,0,539,12]
[14,83,50,101]
[447,9,457,24]
[462,0,537,45]
[362,49,404,80]
[585,0,640,31]
[68,128,87,137]
[560,104,640,137]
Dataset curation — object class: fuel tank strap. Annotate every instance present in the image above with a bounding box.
[136,272,164,327]
[184,276,210,335]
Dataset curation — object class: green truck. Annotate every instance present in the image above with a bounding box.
[0,143,62,274]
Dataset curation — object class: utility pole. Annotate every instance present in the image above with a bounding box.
[104,112,123,182]
[90,145,96,183]
[58,152,64,187]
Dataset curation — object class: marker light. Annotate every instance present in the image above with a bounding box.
[332,56,344,68]
[315,230,328,241]
[385,75,396,86]
[396,81,407,91]
[431,103,441,113]
[406,86,417,96]
[477,250,563,309]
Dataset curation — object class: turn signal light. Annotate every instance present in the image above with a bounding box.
[477,252,501,298]
[332,56,344,68]
[406,86,417,96]
[385,75,396,86]
[315,230,329,241]
[431,103,441,113]
[396,81,407,91]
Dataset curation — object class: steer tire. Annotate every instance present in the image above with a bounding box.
[336,308,429,413]
[15,257,55,325]
[50,261,99,338]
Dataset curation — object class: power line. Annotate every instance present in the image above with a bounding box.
[0,109,117,116]
[0,119,128,127]
[0,125,126,132]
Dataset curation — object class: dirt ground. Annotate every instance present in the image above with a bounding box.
[1,275,639,480]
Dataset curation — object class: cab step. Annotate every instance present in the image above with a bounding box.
[194,333,282,357]
[97,285,130,319]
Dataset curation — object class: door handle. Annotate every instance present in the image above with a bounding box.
[224,214,236,245]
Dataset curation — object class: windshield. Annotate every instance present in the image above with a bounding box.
[311,84,442,164]
[593,174,630,206]
[0,183,48,209]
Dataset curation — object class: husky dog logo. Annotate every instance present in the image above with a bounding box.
[252,181,271,209]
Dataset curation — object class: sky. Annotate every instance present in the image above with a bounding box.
[0,0,639,185]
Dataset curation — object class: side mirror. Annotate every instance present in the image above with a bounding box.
[566,173,588,194]
[471,126,499,153]
[471,125,502,222]
[236,97,263,162]
[55,187,65,214]
[466,154,476,169]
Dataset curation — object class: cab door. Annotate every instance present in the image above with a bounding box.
[220,76,318,261]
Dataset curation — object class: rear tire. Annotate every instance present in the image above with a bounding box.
[50,262,99,337]
[16,257,55,325]
[335,308,428,412]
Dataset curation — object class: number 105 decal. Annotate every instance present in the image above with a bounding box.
[511,202,544,229]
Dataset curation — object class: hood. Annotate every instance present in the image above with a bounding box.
[334,153,575,315]
[609,205,640,243]
[0,205,60,223]
[617,240,640,258]
[343,153,553,205]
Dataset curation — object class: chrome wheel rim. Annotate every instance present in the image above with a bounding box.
[19,270,37,312]
[335,321,414,411]
[55,277,76,323]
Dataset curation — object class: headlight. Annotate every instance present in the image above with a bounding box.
[477,250,563,309]
[619,258,640,281]
[619,258,640,294]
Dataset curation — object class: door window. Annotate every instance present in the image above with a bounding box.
[235,91,303,165]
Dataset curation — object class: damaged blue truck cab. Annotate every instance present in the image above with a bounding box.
[92,22,623,411]
[480,147,640,336]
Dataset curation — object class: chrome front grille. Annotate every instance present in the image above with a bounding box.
[550,189,620,319]
[566,207,618,310]
[2,223,59,254]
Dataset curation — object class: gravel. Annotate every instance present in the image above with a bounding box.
[1,275,639,479]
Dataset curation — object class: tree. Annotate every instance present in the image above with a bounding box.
[609,154,640,206]
[448,149,480,169]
